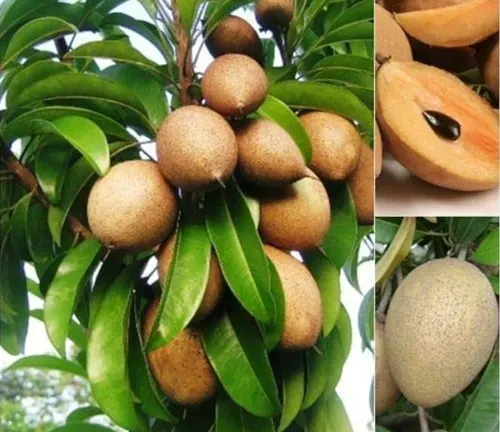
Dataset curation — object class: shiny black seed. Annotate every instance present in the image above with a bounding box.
[422,110,461,141]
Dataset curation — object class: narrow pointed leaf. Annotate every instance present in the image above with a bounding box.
[10,192,32,261]
[358,288,374,352]
[336,305,352,361]
[51,423,115,432]
[66,406,103,423]
[0,0,58,39]
[6,354,86,377]
[178,0,199,32]
[305,391,353,432]
[302,336,328,409]
[278,351,305,432]
[470,227,499,266]
[312,55,374,74]
[324,327,346,392]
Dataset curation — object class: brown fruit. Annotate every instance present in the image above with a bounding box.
[477,35,499,101]
[375,4,412,62]
[87,160,178,251]
[347,145,374,225]
[255,0,294,30]
[264,245,322,350]
[206,16,264,64]
[157,235,224,321]
[395,0,499,48]
[383,0,471,13]
[299,111,363,181]
[235,119,307,186]
[143,299,217,405]
[259,170,331,251]
[377,60,499,191]
[375,122,383,178]
[375,321,401,414]
[156,105,237,191]
[201,54,268,117]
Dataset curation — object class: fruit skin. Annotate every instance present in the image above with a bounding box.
[259,169,331,251]
[201,54,268,117]
[235,118,307,186]
[347,145,374,225]
[385,258,499,408]
[375,4,412,62]
[206,16,264,64]
[255,0,294,30]
[87,160,178,251]
[477,35,499,101]
[156,105,237,191]
[377,60,499,191]
[143,298,218,405]
[383,0,471,13]
[375,321,400,414]
[157,235,224,321]
[299,111,362,181]
[375,123,383,178]
[264,245,322,350]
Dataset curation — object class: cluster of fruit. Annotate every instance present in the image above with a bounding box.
[375,0,499,192]
[83,0,373,407]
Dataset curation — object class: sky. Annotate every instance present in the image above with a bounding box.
[0,1,375,430]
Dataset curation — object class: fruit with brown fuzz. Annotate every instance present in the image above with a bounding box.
[375,123,383,178]
[347,145,374,225]
[477,35,499,101]
[255,0,294,30]
[375,4,412,62]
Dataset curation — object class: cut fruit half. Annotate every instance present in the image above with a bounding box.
[377,60,499,191]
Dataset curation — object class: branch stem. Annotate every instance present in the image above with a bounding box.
[418,406,430,432]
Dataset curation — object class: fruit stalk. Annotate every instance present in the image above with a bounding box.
[418,406,430,432]
[272,30,290,65]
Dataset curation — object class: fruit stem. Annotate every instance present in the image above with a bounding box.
[376,280,392,322]
[273,30,290,65]
[418,406,430,432]
[458,246,468,260]
[375,52,390,66]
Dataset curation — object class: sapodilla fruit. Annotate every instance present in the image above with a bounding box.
[375,123,383,178]
[375,4,412,62]
[347,145,374,225]
[206,16,264,64]
[377,60,499,191]
[383,0,471,13]
[264,245,322,350]
[156,106,237,191]
[375,321,400,414]
[143,298,217,405]
[235,119,307,186]
[259,170,331,251]
[158,235,223,321]
[299,111,363,181]
[477,36,499,101]
[201,54,268,117]
[385,258,499,408]
[395,0,499,48]
[255,0,294,30]
[87,160,178,251]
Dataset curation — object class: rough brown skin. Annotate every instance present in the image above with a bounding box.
[201,54,268,117]
[156,105,237,191]
[385,258,499,408]
[259,169,331,251]
[347,145,374,225]
[206,16,264,64]
[375,122,383,178]
[375,321,401,414]
[299,111,363,181]
[143,298,218,405]
[87,161,178,251]
[264,245,322,350]
[157,235,224,321]
[376,4,412,62]
[255,0,294,30]
[235,119,307,186]
[477,35,499,101]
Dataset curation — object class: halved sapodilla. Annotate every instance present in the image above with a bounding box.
[395,0,499,48]
[377,60,499,191]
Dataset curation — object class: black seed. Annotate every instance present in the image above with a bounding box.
[422,110,461,141]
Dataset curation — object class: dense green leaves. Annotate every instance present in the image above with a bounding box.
[305,391,353,432]
[449,217,491,246]
[0,0,57,39]
[10,192,32,260]
[178,0,200,32]
[470,228,499,266]
[302,336,328,410]
[278,351,305,431]
[5,354,87,378]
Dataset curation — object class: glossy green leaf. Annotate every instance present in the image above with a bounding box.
[488,275,499,294]
[0,0,58,39]
[205,180,273,323]
[265,66,297,85]
[66,405,103,423]
[314,70,373,89]
[256,95,312,163]
[6,354,86,377]
[202,301,280,417]
[358,288,374,352]
[51,423,115,432]
[330,0,373,28]
[449,218,491,246]
[87,265,148,432]
[324,327,345,392]
[304,249,341,337]
[44,238,103,357]
[35,144,74,205]
[30,309,86,350]
[33,116,110,176]
[269,80,373,136]
[178,0,199,32]
[431,394,466,430]
[375,218,426,245]
[1,17,76,67]
[470,228,499,266]
[336,305,352,361]
[312,54,373,74]
[278,351,305,432]
[321,21,373,47]
[10,192,32,260]
[302,335,328,410]
[305,391,353,432]
[216,392,275,432]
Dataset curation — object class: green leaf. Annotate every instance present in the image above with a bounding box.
[336,305,352,361]
[178,0,199,32]
[302,336,328,409]
[269,80,373,137]
[10,192,32,261]
[27,204,54,274]
[44,238,103,357]
[305,391,353,432]
[304,249,341,337]
[278,351,305,432]
[375,218,426,244]
[265,66,297,85]
[451,350,499,432]
[470,228,499,266]
[87,265,148,432]
[51,423,115,432]
[35,144,74,205]
[0,0,58,39]
[202,301,280,417]
[216,392,276,432]
[257,95,312,164]
[450,217,491,246]
[66,406,103,423]
[5,354,86,377]
[205,180,273,323]
[312,54,373,74]
[358,288,374,352]
[33,116,110,176]
[321,21,373,47]
[1,17,76,68]
[431,394,466,430]
[324,327,345,392]
[488,275,499,294]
